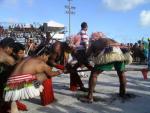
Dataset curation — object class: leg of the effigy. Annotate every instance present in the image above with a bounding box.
[40,78,55,106]
[70,74,78,91]
[66,63,79,91]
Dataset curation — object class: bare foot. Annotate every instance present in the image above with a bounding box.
[78,96,93,103]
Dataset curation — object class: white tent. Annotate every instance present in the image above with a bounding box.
[43,20,65,41]
[47,20,64,28]
[24,23,31,28]
[43,20,65,32]
[52,33,65,41]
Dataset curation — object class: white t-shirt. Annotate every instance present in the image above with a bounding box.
[79,30,89,42]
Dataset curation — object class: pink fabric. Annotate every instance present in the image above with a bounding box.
[69,35,81,48]
[91,32,105,41]
[79,30,89,42]
[7,74,36,84]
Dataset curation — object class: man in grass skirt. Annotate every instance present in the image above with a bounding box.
[3,45,63,113]
[79,32,133,103]
[0,38,17,113]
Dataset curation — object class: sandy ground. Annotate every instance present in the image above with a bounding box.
[20,64,150,113]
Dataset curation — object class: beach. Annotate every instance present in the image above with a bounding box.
[20,64,150,113]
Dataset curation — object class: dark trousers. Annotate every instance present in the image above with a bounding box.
[67,49,92,88]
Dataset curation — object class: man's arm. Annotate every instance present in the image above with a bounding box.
[42,62,63,77]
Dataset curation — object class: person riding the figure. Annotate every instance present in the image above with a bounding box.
[78,22,89,50]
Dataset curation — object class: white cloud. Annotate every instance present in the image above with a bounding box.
[103,0,147,11]
[140,10,150,27]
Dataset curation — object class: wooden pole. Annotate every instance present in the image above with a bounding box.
[76,68,149,72]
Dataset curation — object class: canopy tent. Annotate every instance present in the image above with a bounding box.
[43,20,65,32]
[52,33,65,41]
[24,23,31,28]
[43,20,65,41]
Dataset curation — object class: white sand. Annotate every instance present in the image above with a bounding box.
[21,65,150,113]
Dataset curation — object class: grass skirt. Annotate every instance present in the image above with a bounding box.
[3,74,44,102]
[91,47,133,65]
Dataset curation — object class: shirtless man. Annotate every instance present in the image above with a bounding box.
[3,45,63,113]
[0,38,15,113]
[47,41,90,91]
[79,32,132,103]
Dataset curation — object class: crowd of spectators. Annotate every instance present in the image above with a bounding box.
[0,25,150,64]
[122,40,149,64]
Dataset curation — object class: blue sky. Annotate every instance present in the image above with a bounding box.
[0,0,150,43]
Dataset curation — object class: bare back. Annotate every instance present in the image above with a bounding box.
[11,57,47,75]
[11,56,61,80]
